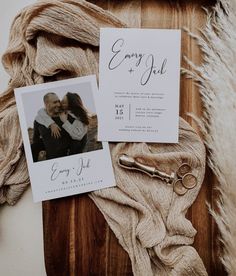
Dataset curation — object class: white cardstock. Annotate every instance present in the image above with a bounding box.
[15,76,115,202]
[98,28,181,143]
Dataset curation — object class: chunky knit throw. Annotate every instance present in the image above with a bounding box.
[0,0,207,275]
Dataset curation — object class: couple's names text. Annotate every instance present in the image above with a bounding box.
[108,38,167,85]
[51,158,91,181]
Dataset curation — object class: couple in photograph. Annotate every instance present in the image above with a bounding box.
[31,92,89,161]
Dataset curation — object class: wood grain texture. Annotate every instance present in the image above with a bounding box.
[43,0,226,275]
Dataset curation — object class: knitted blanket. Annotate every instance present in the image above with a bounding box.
[0,0,207,275]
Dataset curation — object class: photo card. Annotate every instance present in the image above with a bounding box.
[15,75,115,202]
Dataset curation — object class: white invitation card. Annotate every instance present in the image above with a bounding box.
[15,76,115,202]
[98,28,181,143]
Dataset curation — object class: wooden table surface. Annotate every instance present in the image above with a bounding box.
[43,0,226,275]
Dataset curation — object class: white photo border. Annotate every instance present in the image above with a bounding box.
[15,75,115,202]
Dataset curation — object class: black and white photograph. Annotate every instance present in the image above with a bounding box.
[22,79,102,162]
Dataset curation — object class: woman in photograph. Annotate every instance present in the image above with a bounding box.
[36,92,89,155]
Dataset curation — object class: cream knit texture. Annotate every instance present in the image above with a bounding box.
[0,0,207,275]
[91,119,207,275]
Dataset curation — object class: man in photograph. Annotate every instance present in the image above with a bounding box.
[31,92,87,161]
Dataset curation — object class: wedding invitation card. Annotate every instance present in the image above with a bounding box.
[98,28,181,143]
[15,76,115,202]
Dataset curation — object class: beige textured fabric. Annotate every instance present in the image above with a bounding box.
[0,0,207,275]
[91,118,207,275]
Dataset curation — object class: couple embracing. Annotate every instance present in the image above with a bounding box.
[31,92,89,161]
